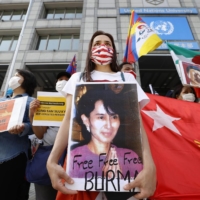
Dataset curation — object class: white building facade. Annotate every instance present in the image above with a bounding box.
[0,0,199,95]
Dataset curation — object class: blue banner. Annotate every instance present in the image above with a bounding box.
[142,17,194,40]
[119,8,198,15]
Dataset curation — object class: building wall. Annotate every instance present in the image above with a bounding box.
[0,0,199,94]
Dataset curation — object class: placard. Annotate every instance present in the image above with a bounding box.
[0,96,28,132]
[33,92,66,126]
[179,61,200,88]
[65,83,143,192]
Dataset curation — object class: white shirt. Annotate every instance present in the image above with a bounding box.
[62,70,149,109]
[42,126,59,146]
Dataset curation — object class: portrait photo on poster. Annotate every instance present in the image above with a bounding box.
[66,82,143,192]
[182,61,200,88]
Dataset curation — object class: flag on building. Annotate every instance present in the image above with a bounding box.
[167,43,200,90]
[123,10,163,63]
[66,55,76,75]
[141,94,200,200]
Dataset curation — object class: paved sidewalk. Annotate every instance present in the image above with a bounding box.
[29,184,35,200]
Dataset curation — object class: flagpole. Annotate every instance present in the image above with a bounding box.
[3,0,34,97]
[134,61,142,84]
[149,84,154,94]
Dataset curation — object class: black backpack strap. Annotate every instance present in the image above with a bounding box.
[120,72,125,82]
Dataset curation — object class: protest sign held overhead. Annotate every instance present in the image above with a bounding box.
[33,92,66,127]
[123,10,163,63]
[0,96,27,132]
[66,83,143,193]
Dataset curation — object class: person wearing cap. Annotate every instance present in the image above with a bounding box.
[119,62,137,79]
[28,71,71,200]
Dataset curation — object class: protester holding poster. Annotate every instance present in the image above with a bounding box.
[47,31,156,200]
[0,69,37,200]
[28,71,70,200]
[68,84,143,183]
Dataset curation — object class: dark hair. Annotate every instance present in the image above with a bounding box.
[83,31,119,81]
[119,62,132,70]
[186,65,200,74]
[76,87,124,143]
[170,84,197,102]
[16,69,37,96]
[56,72,71,80]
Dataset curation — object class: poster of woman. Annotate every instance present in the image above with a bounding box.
[66,83,143,192]
[182,61,200,87]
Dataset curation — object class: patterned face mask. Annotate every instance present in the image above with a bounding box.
[91,44,114,66]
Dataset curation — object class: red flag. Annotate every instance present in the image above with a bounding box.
[194,87,200,98]
[141,94,200,200]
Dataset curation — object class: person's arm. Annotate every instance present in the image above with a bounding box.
[47,94,77,194]
[29,99,48,139]
[123,112,156,199]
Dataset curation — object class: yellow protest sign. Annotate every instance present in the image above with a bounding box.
[33,92,66,126]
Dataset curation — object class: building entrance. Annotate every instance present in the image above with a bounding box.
[138,55,181,96]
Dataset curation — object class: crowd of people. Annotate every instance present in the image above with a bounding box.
[0,30,199,200]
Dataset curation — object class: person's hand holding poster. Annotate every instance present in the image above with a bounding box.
[65,83,143,192]
[33,92,66,126]
[0,96,28,132]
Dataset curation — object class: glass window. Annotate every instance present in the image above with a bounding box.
[47,36,59,50]
[0,36,12,51]
[72,35,79,50]
[1,11,12,20]
[21,10,26,20]
[59,35,71,50]
[65,9,75,19]
[54,9,65,19]
[11,10,22,20]
[46,9,54,19]
[37,34,79,50]
[10,37,18,51]
[76,8,82,18]
[37,36,47,50]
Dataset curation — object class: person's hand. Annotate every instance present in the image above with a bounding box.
[123,164,156,199]
[29,99,40,118]
[8,124,25,134]
[47,161,77,194]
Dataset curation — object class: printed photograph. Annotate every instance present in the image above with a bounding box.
[182,62,200,87]
[66,83,143,191]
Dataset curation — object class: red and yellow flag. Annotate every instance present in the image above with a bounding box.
[123,10,163,63]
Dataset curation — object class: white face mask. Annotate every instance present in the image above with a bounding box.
[8,76,21,90]
[56,80,67,96]
[182,93,195,102]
